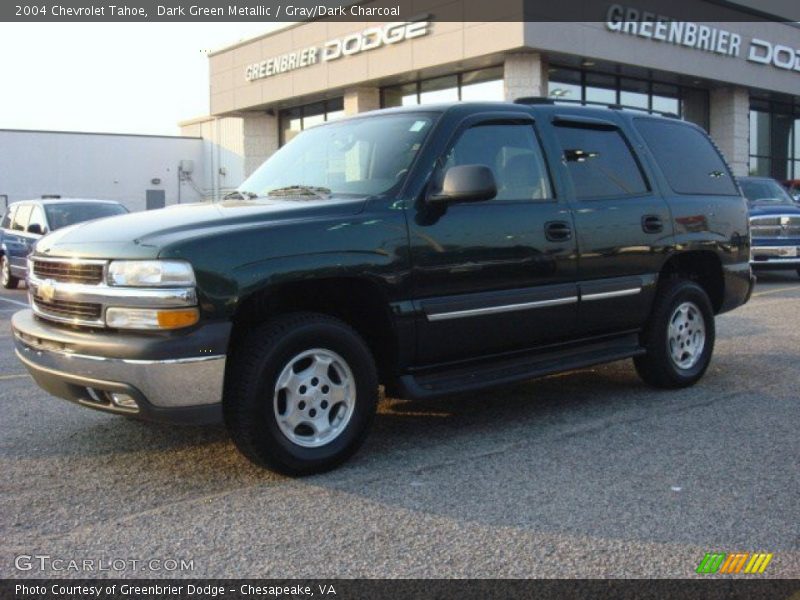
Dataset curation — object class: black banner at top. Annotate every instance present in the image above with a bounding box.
[2,0,800,22]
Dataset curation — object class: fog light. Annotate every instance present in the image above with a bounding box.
[105,307,199,330]
[110,393,139,410]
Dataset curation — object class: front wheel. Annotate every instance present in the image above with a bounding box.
[224,312,378,475]
[634,279,715,389]
[1,256,19,289]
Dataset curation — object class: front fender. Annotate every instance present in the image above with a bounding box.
[160,207,411,320]
[231,250,399,310]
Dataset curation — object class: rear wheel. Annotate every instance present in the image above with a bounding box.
[224,312,378,475]
[1,256,19,289]
[634,279,715,389]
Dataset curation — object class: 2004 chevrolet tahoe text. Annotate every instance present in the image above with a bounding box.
[12,102,754,474]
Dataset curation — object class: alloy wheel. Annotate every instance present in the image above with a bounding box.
[667,301,706,370]
[273,348,356,448]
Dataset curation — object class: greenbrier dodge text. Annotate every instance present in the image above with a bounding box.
[16,583,338,597]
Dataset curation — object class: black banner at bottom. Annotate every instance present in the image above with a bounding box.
[3,579,799,600]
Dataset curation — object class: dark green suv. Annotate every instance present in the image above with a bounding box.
[12,102,754,474]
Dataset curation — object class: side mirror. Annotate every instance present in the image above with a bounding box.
[27,223,43,235]
[428,165,497,204]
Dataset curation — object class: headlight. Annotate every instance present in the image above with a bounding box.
[107,260,195,287]
[106,307,200,330]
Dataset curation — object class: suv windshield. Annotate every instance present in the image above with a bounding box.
[44,203,128,231]
[740,179,795,207]
[239,114,434,198]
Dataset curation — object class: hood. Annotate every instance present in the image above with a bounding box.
[748,203,800,218]
[35,197,368,259]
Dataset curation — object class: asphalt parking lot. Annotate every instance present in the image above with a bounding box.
[1,274,798,579]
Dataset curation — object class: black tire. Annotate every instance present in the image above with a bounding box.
[223,312,378,475]
[634,279,715,389]
[1,255,19,289]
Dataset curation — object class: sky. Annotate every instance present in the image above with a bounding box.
[0,23,287,136]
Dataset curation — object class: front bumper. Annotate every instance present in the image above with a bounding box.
[12,310,229,424]
[750,244,800,269]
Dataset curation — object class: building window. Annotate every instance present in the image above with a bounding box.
[381,67,504,107]
[749,99,799,180]
[652,83,680,116]
[584,73,616,105]
[420,75,459,104]
[547,66,709,130]
[279,98,344,146]
[461,69,504,101]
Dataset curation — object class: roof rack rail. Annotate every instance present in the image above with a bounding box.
[514,97,555,105]
[606,104,680,119]
[514,96,679,119]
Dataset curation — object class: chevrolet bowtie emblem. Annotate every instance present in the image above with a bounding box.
[38,279,57,303]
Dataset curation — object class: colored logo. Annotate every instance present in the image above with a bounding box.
[696,552,773,574]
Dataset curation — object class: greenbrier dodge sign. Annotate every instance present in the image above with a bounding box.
[245,20,430,82]
[606,4,800,74]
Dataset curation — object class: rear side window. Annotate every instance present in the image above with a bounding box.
[12,204,32,231]
[635,119,737,196]
[553,124,649,199]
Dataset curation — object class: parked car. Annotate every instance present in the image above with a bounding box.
[739,177,800,277]
[12,102,753,474]
[0,198,128,289]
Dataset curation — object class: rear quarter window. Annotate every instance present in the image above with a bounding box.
[635,119,737,196]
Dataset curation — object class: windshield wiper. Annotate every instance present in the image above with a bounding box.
[223,190,258,200]
[267,185,332,199]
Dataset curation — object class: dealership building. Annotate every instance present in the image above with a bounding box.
[7,2,796,212]
[181,1,800,194]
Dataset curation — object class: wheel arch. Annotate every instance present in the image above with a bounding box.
[658,250,725,313]
[228,276,399,386]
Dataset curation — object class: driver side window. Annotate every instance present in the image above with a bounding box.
[443,123,553,201]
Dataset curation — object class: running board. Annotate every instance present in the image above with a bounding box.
[399,334,644,400]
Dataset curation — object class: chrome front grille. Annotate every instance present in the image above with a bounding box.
[750,215,800,239]
[32,295,103,321]
[29,257,108,326]
[32,258,105,284]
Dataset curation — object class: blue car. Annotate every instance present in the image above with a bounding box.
[1,198,128,289]
[739,177,800,278]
